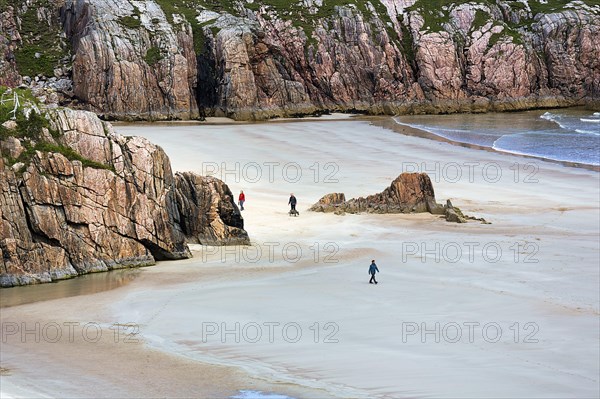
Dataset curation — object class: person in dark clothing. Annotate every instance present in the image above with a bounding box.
[288,193,297,212]
[368,260,379,284]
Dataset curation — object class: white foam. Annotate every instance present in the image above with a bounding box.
[540,111,571,130]
[540,111,557,120]
[231,391,295,399]
[491,143,599,165]
[575,129,600,136]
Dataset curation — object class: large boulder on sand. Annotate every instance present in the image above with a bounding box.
[312,173,445,214]
[311,173,486,224]
[309,193,346,212]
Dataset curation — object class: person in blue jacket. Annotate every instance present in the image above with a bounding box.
[369,260,379,284]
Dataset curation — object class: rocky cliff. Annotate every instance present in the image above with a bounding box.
[1,0,598,120]
[0,89,248,287]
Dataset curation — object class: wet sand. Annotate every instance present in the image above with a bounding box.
[0,267,334,399]
[1,117,598,398]
[0,269,141,309]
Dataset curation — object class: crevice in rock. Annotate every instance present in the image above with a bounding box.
[18,183,78,271]
[196,35,219,118]
[19,185,60,247]
[139,239,179,261]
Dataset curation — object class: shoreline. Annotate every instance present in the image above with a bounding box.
[110,112,362,127]
[94,95,600,123]
[1,117,598,398]
[369,115,600,172]
[112,109,600,172]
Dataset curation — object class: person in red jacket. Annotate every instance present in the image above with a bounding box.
[238,190,245,211]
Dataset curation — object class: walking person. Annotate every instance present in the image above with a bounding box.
[369,259,379,284]
[288,193,298,215]
[238,190,245,211]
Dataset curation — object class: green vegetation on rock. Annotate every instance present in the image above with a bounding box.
[488,24,524,49]
[1,87,113,173]
[12,2,71,77]
[406,0,598,35]
[248,0,401,46]
[150,0,597,58]
[405,0,456,32]
[144,47,163,66]
[404,0,531,53]
[153,1,402,52]
[154,0,211,53]
[472,9,490,31]
[119,15,142,29]
[528,0,599,16]
[28,141,113,171]
[400,15,416,66]
[118,3,143,29]
[0,87,48,140]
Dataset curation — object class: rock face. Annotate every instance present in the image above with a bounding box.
[444,200,467,224]
[1,1,598,119]
[310,172,486,223]
[61,0,199,120]
[0,107,247,287]
[309,193,347,212]
[175,172,250,246]
[0,5,21,87]
[311,173,444,214]
[1,157,77,286]
[199,8,418,120]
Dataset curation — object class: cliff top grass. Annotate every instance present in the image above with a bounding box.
[154,0,401,51]
[149,0,597,57]
[406,0,598,34]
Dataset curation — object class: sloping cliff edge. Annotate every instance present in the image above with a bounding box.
[0,96,249,287]
[1,0,598,121]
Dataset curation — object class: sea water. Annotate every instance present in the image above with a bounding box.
[395,109,600,166]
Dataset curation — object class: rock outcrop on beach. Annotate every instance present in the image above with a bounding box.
[175,172,249,246]
[1,0,598,120]
[0,102,247,287]
[310,172,486,223]
[310,172,443,214]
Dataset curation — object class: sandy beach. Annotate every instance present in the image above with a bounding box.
[1,118,598,398]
